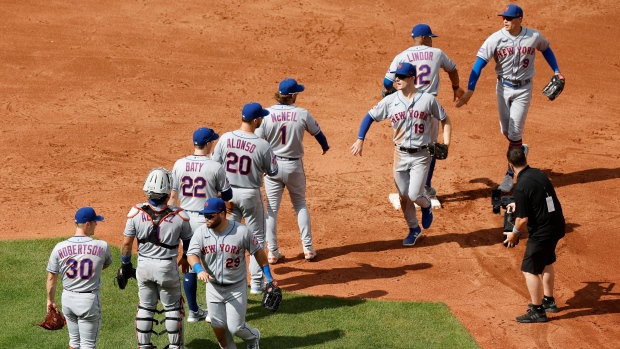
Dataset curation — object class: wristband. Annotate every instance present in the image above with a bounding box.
[512,227,522,235]
[182,253,187,259]
[121,255,131,264]
[452,85,460,90]
[192,263,205,274]
[262,265,274,283]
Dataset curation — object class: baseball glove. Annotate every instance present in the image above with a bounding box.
[261,281,282,312]
[542,75,565,101]
[38,308,66,330]
[381,87,395,98]
[428,142,449,160]
[114,262,136,290]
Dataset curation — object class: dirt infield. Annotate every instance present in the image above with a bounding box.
[2,1,619,348]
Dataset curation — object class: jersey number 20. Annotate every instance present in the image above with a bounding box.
[226,153,252,175]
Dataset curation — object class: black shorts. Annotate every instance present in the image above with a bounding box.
[521,238,560,274]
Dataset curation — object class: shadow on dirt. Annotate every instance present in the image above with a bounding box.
[550,281,620,320]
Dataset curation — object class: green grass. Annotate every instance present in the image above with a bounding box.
[0,238,479,348]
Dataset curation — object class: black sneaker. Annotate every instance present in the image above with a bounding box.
[516,305,548,323]
[542,299,559,313]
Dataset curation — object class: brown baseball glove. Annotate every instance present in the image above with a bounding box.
[38,308,67,330]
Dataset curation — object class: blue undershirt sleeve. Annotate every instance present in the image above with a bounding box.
[467,57,488,91]
[357,113,375,140]
[383,77,394,90]
[541,47,560,73]
[220,187,233,201]
[314,130,330,152]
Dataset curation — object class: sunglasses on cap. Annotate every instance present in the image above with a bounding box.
[203,212,220,219]
[502,16,517,21]
[395,74,413,80]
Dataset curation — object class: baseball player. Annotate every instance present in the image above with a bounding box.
[255,78,330,263]
[45,207,113,349]
[121,168,193,349]
[455,4,565,192]
[384,24,463,197]
[187,198,275,349]
[351,62,452,246]
[212,102,278,294]
[168,127,233,323]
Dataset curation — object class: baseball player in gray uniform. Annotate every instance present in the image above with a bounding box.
[351,63,452,246]
[255,78,330,263]
[46,207,112,349]
[212,102,278,295]
[121,168,193,349]
[456,4,564,192]
[384,24,463,197]
[169,127,233,323]
[187,198,275,349]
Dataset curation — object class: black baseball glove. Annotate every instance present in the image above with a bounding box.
[114,262,136,290]
[261,281,282,312]
[38,308,66,331]
[381,87,395,98]
[428,143,449,160]
[542,75,565,101]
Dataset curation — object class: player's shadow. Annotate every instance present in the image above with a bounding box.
[441,167,620,203]
[186,329,345,349]
[549,282,620,320]
[420,222,579,248]
[288,239,418,262]
[272,262,432,293]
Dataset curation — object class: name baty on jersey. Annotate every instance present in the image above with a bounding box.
[184,162,205,172]
[226,138,257,153]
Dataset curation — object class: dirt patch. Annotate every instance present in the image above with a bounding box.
[2,1,619,348]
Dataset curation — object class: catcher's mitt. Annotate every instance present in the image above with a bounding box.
[114,262,136,290]
[38,308,66,330]
[542,75,565,101]
[381,87,395,98]
[428,142,448,160]
[225,201,235,215]
[261,281,282,312]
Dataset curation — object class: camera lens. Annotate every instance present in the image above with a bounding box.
[493,206,500,214]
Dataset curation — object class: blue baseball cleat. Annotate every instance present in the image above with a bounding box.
[421,206,433,229]
[403,226,422,246]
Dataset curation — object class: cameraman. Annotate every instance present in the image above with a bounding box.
[503,147,566,323]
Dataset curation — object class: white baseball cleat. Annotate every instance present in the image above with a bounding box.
[267,249,284,264]
[188,309,208,323]
[250,282,265,295]
[498,174,514,193]
[247,328,260,349]
[303,246,317,261]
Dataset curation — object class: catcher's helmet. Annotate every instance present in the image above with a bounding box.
[143,167,172,199]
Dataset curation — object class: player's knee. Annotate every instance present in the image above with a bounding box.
[210,317,226,328]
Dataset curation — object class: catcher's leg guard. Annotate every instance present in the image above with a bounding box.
[136,305,160,349]
[160,297,184,349]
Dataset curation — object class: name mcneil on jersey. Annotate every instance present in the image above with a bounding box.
[186,162,205,172]
[271,112,298,122]
[200,244,242,255]
[57,244,106,258]
[227,139,257,153]
[497,46,535,59]
[390,110,431,124]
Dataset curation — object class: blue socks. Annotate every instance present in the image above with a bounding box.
[184,272,198,312]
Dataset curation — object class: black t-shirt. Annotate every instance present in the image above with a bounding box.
[513,166,566,241]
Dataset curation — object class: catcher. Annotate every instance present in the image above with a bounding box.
[44,207,113,348]
[351,62,452,247]
[187,198,281,349]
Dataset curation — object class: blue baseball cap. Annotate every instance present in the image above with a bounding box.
[242,102,270,121]
[390,62,417,77]
[411,24,438,38]
[498,4,523,18]
[193,127,219,146]
[278,78,305,95]
[198,198,227,214]
[75,207,104,224]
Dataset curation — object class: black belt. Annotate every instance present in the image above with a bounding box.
[276,156,299,161]
[498,76,531,88]
[397,145,428,154]
[68,290,94,293]
[139,254,173,261]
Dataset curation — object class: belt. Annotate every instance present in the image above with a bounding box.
[139,254,173,261]
[397,145,428,154]
[275,156,299,161]
[498,76,531,88]
[67,290,94,294]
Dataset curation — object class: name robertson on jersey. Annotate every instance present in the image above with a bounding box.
[58,244,105,258]
[227,138,256,153]
[271,112,297,122]
[390,109,430,123]
[200,243,242,255]
[497,46,535,59]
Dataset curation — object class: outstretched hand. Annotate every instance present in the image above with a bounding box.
[350,139,364,156]
[455,90,474,107]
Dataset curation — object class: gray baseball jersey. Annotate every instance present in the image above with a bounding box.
[255,105,322,158]
[171,155,231,212]
[212,131,278,188]
[47,236,113,292]
[385,45,457,95]
[123,203,193,258]
[477,27,550,81]
[187,220,261,285]
[369,91,447,149]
